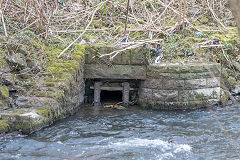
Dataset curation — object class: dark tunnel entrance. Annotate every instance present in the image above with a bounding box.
[100,90,122,103]
[85,79,141,106]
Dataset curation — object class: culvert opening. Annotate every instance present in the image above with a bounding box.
[101,90,122,103]
[84,79,141,106]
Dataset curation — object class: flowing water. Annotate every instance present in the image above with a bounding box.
[0,105,240,160]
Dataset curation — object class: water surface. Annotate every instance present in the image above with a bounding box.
[0,105,240,160]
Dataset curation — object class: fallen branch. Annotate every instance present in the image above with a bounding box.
[100,39,163,60]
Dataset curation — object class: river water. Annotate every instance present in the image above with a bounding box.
[0,105,240,160]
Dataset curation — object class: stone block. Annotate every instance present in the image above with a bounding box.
[85,45,120,64]
[15,96,57,108]
[152,89,178,102]
[121,51,131,65]
[178,65,207,73]
[130,47,147,65]
[184,79,207,89]
[206,77,220,88]
[162,79,184,89]
[179,87,220,102]
[178,63,220,73]
[85,46,146,65]
[142,79,162,89]
[179,72,212,80]
[139,88,153,101]
[147,71,179,80]
[148,64,179,73]
[207,63,221,73]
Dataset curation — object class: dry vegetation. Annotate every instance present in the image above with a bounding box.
[0,0,239,63]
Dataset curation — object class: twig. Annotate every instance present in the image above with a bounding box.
[53,28,110,33]
[0,0,8,37]
[124,0,130,36]
[207,0,227,30]
[100,39,163,59]
[157,1,201,32]
[57,0,110,58]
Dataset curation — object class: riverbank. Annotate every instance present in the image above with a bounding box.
[0,41,86,134]
[0,43,239,134]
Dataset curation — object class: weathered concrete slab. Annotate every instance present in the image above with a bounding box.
[84,64,147,79]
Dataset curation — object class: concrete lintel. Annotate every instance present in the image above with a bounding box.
[84,64,146,80]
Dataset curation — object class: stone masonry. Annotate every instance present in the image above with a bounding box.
[139,63,221,110]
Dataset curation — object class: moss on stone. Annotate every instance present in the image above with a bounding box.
[140,103,150,109]
[46,44,85,81]
[0,99,9,109]
[220,89,230,105]
[195,93,205,100]
[0,55,10,72]
[31,89,64,100]
[0,86,9,98]
[0,120,10,133]
[36,107,53,119]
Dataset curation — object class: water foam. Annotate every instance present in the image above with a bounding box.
[109,138,192,153]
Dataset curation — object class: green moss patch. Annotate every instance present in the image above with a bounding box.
[0,120,10,133]
[36,107,54,119]
[0,86,9,98]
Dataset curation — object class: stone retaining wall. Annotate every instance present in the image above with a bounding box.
[0,45,85,134]
[139,63,221,110]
